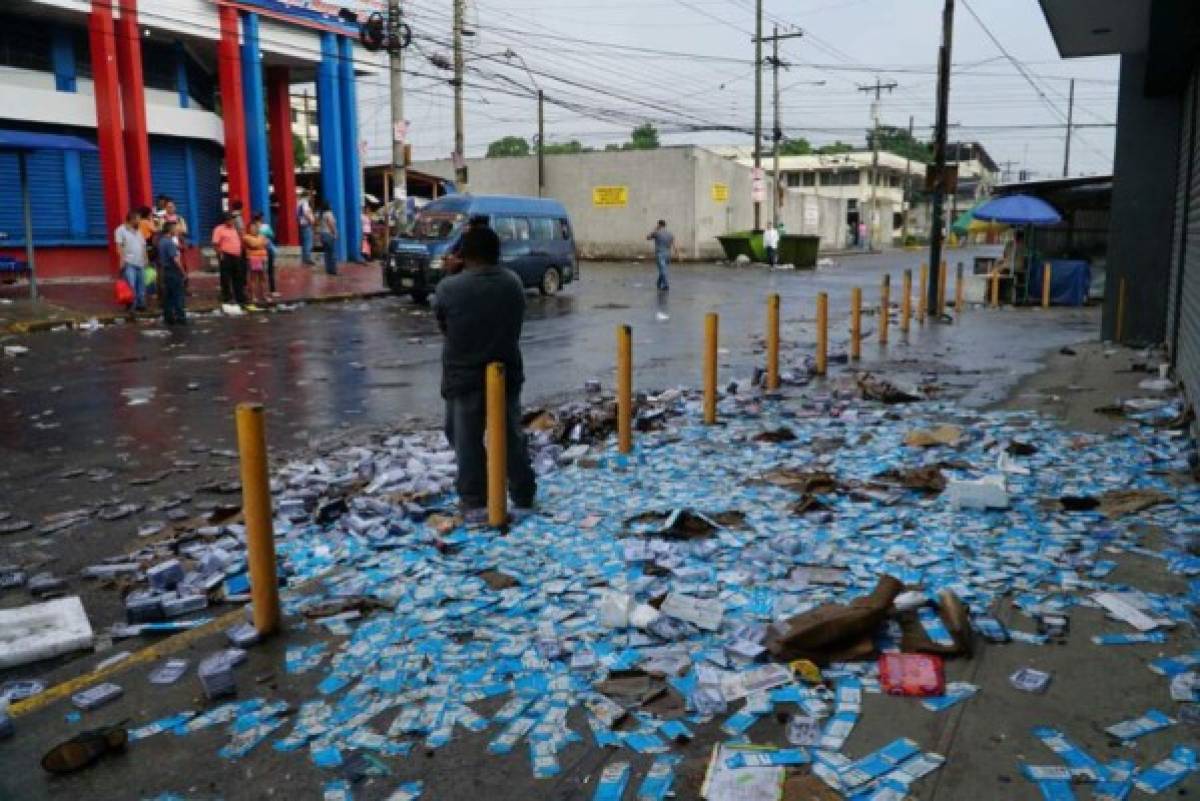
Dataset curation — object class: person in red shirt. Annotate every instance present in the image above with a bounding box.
[211,212,246,306]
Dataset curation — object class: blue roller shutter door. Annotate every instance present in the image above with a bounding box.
[0,149,72,244]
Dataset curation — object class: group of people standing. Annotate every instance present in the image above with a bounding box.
[113,196,190,325]
[210,200,280,309]
[296,189,340,276]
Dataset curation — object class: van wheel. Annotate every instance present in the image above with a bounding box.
[411,290,429,305]
[540,267,561,296]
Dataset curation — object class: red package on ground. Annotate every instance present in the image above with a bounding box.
[879,653,945,697]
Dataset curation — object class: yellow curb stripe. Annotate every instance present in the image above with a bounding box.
[10,607,248,718]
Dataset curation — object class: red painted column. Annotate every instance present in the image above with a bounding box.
[88,1,129,270]
[217,5,251,209]
[267,66,298,246]
[115,0,152,208]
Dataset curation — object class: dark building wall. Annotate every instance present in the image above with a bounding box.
[1105,52,1182,344]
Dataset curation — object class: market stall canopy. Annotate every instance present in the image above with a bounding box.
[972,194,1063,226]
[951,201,1008,236]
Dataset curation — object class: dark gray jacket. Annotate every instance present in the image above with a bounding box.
[433,266,526,398]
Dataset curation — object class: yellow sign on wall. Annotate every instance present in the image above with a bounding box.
[592,186,629,207]
[711,183,729,203]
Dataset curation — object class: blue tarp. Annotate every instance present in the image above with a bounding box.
[1029,259,1090,306]
[0,129,96,153]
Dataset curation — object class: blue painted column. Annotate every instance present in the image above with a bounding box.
[317,31,347,263]
[183,144,201,242]
[51,26,77,92]
[241,12,271,222]
[63,152,87,238]
[338,35,363,262]
[175,41,189,109]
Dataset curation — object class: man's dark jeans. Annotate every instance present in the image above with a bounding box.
[445,390,536,510]
[162,267,187,325]
[219,253,247,305]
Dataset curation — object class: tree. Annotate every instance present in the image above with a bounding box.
[627,123,660,150]
[866,125,932,163]
[542,140,588,155]
[779,138,812,156]
[816,141,854,155]
[486,136,531,158]
[293,133,308,170]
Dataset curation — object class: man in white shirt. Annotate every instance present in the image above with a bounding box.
[764,222,781,267]
[114,210,148,312]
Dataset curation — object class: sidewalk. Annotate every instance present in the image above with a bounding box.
[0,260,388,334]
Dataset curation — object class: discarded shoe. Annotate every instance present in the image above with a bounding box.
[40,724,128,774]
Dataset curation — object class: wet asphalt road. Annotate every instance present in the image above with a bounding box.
[0,251,1099,661]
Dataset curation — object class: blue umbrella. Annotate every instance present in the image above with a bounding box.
[972,194,1062,226]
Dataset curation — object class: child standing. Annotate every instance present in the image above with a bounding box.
[243,220,270,307]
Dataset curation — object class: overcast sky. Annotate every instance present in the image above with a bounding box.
[353,0,1119,180]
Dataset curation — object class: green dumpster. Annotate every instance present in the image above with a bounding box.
[716,231,764,262]
[778,234,820,268]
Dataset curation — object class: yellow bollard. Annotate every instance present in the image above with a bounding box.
[937,260,948,315]
[955,263,964,315]
[617,325,632,453]
[704,312,718,424]
[816,293,828,375]
[486,362,507,527]
[1116,277,1127,343]
[1042,262,1052,309]
[879,274,891,346]
[850,287,862,361]
[901,269,912,335]
[235,403,281,636]
[766,294,780,391]
[918,262,928,324]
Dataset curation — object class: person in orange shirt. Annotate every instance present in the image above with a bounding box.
[211,212,246,306]
[242,219,270,307]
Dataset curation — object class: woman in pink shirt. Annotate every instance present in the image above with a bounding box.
[212,212,247,306]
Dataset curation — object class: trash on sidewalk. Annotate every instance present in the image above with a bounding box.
[879,653,945,697]
[904,424,963,448]
[1010,668,1053,694]
[765,575,902,663]
[856,373,922,403]
[0,596,94,669]
[946,474,1009,510]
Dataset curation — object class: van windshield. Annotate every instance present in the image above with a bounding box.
[410,211,465,240]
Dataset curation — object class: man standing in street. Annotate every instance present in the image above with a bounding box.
[297,190,316,266]
[158,221,186,326]
[433,225,537,523]
[647,219,678,292]
[764,222,780,267]
[114,210,147,313]
[212,212,246,306]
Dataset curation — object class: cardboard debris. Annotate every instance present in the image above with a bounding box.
[904,425,964,448]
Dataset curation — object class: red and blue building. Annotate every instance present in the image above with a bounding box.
[0,0,372,278]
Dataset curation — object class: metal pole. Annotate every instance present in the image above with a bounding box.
[1042,262,1052,309]
[766,293,780,390]
[918,262,928,324]
[771,27,780,227]
[20,153,36,302]
[816,293,828,375]
[850,287,861,361]
[901,269,912,334]
[753,0,762,230]
[453,0,467,191]
[879,274,891,346]
[927,0,955,318]
[235,404,281,635]
[1063,78,1075,178]
[902,114,913,244]
[955,262,964,315]
[486,362,507,526]
[704,313,719,424]
[388,0,407,226]
[617,325,632,453]
[538,89,545,197]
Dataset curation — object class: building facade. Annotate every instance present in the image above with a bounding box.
[0,0,374,279]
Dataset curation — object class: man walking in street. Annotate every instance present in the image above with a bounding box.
[158,220,186,326]
[433,225,537,523]
[647,219,678,292]
[297,190,316,266]
[764,222,780,267]
[114,210,148,313]
[212,212,246,306]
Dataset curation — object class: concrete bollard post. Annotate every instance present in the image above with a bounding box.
[937,260,948,315]
[816,293,828,375]
[918,262,928,324]
[1042,262,1052,310]
[901,269,912,334]
[879,275,891,346]
[850,287,862,361]
[766,294,780,391]
[235,403,281,636]
[617,325,632,453]
[486,362,508,527]
[704,312,718,424]
[990,271,1001,308]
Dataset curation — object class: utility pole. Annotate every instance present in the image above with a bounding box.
[453,0,467,191]
[753,0,763,230]
[902,114,913,243]
[927,0,955,318]
[388,0,407,223]
[537,89,545,197]
[1062,78,1075,178]
[758,27,803,227]
[858,77,897,251]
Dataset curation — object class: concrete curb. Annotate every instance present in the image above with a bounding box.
[3,289,394,335]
